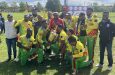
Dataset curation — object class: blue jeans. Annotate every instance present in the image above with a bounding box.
[99,40,113,66]
[6,38,17,59]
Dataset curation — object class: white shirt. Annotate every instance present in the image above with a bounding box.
[5,20,17,39]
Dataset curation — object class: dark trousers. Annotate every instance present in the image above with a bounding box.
[99,40,113,66]
[6,38,17,59]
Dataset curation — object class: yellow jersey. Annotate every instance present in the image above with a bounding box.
[14,20,34,37]
[36,27,44,44]
[72,41,84,58]
[86,14,98,37]
[59,30,68,41]
[18,35,35,47]
[64,16,78,30]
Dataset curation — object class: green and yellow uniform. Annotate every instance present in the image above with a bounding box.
[14,20,34,37]
[64,16,78,30]
[86,14,98,61]
[77,20,87,46]
[86,14,98,37]
[59,30,68,41]
[65,35,78,52]
[72,41,84,58]
[72,40,88,71]
[18,35,35,65]
[36,27,44,44]
[35,27,47,63]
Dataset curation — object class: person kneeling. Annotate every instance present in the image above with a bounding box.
[68,36,86,75]
[17,28,35,65]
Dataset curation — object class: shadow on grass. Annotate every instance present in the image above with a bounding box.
[0,60,37,75]
[37,56,72,75]
[92,67,111,75]
[0,56,93,75]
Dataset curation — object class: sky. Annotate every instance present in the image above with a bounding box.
[0,0,115,6]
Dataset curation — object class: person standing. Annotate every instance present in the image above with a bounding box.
[64,13,78,31]
[74,13,87,46]
[86,8,98,64]
[5,14,17,62]
[49,12,65,31]
[96,12,115,70]
[14,15,34,37]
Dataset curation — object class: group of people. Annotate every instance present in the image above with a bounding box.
[0,7,115,74]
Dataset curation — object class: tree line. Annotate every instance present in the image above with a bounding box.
[92,3,115,12]
[0,0,62,12]
[0,0,115,12]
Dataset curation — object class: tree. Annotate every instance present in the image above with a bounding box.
[112,3,115,12]
[46,0,54,11]
[37,2,43,11]
[0,1,8,11]
[19,2,26,12]
[92,2,99,12]
[45,0,62,12]
[10,2,19,12]
[53,0,62,12]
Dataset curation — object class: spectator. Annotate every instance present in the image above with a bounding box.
[96,12,115,70]
[5,14,17,62]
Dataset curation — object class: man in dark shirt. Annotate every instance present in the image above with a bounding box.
[60,10,67,19]
[96,12,115,70]
[34,15,47,38]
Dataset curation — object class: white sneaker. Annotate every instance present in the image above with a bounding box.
[107,66,112,71]
[14,58,19,62]
[96,64,103,68]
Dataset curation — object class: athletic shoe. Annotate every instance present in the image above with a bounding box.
[107,66,112,71]
[96,64,103,68]
[14,58,19,62]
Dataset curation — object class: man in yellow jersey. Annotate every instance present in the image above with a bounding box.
[17,28,35,65]
[65,29,77,65]
[35,21,47,63]
[86,8,98,64]
[68,36,87,75]
[64,13,78,31]
[14,15,34,37]
[56,25,68,65]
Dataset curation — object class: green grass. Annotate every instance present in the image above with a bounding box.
[0,12,115,75]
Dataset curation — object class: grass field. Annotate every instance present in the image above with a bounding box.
[0,12,115,75]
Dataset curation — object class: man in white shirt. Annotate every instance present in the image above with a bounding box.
[5,14,17,62]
